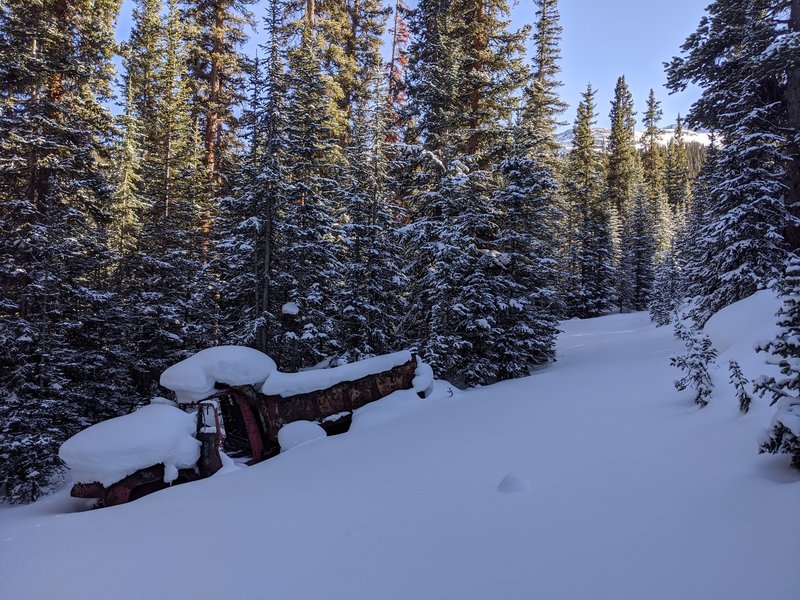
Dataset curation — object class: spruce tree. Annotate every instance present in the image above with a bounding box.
[217,0,288,357]
[606,76,637,222]
[0,0,128,502]
[667,0,797,323]
[665,114,691,215]
[671,320,718,408]
[563,84,616,317]
[519,0,567,161]
[278,25,346,369]
[755,256,800,466]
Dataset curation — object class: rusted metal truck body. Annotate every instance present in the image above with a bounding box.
[70,355,418,507]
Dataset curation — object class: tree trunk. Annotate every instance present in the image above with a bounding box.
[785,0,800,250]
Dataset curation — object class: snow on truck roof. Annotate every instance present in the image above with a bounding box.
[160,345,277,404]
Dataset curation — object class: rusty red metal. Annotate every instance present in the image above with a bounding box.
[231,390,265,462]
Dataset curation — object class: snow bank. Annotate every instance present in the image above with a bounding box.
[59,403,200,487]
[161,345,277,403]
[278,421,327,452]
[262,350,413,398]
[702,289,781,356]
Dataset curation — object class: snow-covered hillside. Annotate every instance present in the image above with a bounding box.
[557,124,711,151]
[1,296,798,600]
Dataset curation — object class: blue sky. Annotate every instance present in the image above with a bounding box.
[115,0,708,129]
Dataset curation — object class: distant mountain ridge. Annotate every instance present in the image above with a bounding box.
[556,124,711,152]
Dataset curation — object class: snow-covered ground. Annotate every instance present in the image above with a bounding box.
[1,298,798,600]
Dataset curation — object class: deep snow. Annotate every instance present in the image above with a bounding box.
[2,300,799,600]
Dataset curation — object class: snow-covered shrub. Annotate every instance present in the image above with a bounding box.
[728,360,752,414]
[671,319,717,407]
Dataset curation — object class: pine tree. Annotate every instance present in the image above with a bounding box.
[620,185,657,311]
[563,84,616,317]
[386,0,410,133]
[755,256,800,466]
[665,114,691,215]
[491,149,560,378]
[338,80,407,360]
[648,250,681,326]
[0,0,128,502]
[278,25,346,369]
[184,0,254,254]
[518,0,567,162]
[728,359,752,414]
[667,0,797,323]
[217,0,288,357]
[671,319,718,408]
[119,0,212,392]
[640,89,672,255]
[606,76,637,222]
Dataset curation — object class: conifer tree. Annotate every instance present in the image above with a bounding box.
[217,0,288,357]
[728,359,752,414]
[606,76,637,222]
[620,185,657,311]
[755,256,800,466]
[640,89,672,254]
[563,84,616,317]
[648,250,681,326]
[519,0,567,161]
[278,25,346,369]
[338,80,407,360]
[386,0,411,131]
[671,319,717,408]
[667,0,797,323]
[665,114,691,215]
[491,149,560,378]
[0,0,127,502]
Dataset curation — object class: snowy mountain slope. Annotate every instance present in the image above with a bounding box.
[1,300,798,600]
[557,124,711,151]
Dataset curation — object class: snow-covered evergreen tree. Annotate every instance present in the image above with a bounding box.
[278,26,346,369]
[671,319,718,407]
[755,257,800,465]
[649,251,682,326]
[563,84,616,317]
[619,185,656,312]
[728,359,752,414]
[0,0,130,502]
[667,0,798,324]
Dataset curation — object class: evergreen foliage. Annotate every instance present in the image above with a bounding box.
[0,0,132,502]
[728,359,752,414]
[755,257,800,466]
[563,84,616,317]
[648,251,681,326]
[671,319,718,407]
[667,0,798,324]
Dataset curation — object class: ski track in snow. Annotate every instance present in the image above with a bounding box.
[1,310,799,600]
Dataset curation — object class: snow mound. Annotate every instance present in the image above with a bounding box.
[278,421,327,452]
[497,473,531,494]
[161,346,277,403]
[350,381,454,431]
[263,351,413,398]
[282,302,300,316]
[703,289,781,356]
[413,360,434,397]
[59,403,200,487]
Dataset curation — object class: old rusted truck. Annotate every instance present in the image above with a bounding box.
[64,349,430,507]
